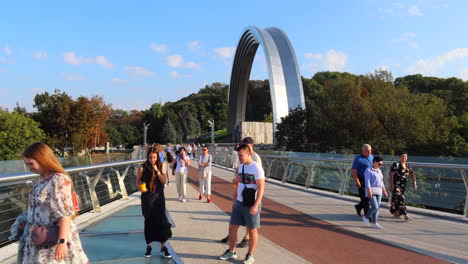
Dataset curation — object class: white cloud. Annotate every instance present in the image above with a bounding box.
[165,54,184,67]
[460,69,468,81]
[95,56,113,68]
[150,43,168,53]
[60,72,85,81]
[392,32,419,49]
[165,54,201,70]
[0,56,14,64]
[170,71,181,79]
[33,52,48,60]
[63,52,91,65]
[111,78,128,83]
[214,47,236,60]
[407,48,468,74]
[31,88,43,93]
[4,45,11,55]
[63,52,113,68]
[408,5,422,16]
[125,66,155,76]
[304,49,348,72]
[304,53,322,59]
[188,41,205,55]
[184,61,201,70]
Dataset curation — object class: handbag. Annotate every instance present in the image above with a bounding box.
[371,186,383,196]
[31,225,59,247]
[241,165,257,207]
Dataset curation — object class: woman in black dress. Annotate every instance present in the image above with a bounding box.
[389,151,417,220]
[136,146,172,258]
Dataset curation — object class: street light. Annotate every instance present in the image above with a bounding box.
[207,119,215,144]
[143,121,150,146]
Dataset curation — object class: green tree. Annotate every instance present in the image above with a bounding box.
[0,109,45,160]
[160,117,177,144]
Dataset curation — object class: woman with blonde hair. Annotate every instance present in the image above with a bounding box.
[22,142,88,264]
[136,146,172,258]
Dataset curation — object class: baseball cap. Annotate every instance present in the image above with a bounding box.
[241,137,254,144]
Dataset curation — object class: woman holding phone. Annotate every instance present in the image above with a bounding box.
[136,147,172,258]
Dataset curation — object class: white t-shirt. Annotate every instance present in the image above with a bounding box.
[175,155,190,173]
[236,162,265,202]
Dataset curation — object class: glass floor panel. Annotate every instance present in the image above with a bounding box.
[80,205,177,264]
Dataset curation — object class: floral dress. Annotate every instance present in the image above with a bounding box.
[389,162,414,216]
[23,173,89,264]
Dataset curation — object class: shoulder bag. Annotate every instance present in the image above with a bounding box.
[241,165,257,207]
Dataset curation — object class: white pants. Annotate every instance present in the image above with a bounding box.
[198,170,212,195]
[175,171,187,197]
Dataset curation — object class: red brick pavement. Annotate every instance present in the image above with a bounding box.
[187,166,450,264]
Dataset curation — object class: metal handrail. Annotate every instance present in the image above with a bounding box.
[258,154,468,170]
[0,159,146,184]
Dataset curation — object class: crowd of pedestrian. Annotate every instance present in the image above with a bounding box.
[11,139,417,264]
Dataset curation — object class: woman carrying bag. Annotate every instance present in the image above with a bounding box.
[22,142,88,264]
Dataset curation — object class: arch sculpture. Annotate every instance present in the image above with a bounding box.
[227,26,305,140]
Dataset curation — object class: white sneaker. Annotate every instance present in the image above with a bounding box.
[362,216,370,226]
[182,198,187,203]
[372,223,384,229]
[178,196,182,201]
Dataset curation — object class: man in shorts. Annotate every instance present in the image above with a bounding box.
[218,143,265,264]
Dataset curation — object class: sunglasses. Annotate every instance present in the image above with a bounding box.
[378,162,383,166]
[202,149,208,151]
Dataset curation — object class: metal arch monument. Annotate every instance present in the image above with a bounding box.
[227,26,305,142]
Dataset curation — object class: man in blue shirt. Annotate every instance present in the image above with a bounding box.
[352,144,374,216]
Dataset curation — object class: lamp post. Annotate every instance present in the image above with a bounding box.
[207,119,215,144]
[143,121,150,146]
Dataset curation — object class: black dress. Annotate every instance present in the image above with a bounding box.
[140,163,172,244]
[389,162,414,216]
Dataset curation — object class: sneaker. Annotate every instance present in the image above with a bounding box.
[199,194,202,200]
[207,199,211,203]
[371,223,384,229]
[354,204,361,217]
[219,249,237,260]
[182,198,186,203]
[144,246,152,258]
[220,235,229,243]
[237,237,249,248]
[178,196,182,201]
[362,216,370,226]
[160,247,172,258]
[404,215,410,221]
[243,254,255,264]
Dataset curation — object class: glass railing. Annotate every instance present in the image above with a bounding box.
[206,147,468,217]
[0,159,145,247]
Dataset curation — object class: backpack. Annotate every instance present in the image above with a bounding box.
[166,151,174,163]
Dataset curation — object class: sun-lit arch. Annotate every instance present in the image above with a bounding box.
[227,26,305,140]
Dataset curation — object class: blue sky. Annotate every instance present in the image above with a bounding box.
[1,0,467,111]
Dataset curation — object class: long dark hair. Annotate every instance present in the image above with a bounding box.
[143,147,162,192]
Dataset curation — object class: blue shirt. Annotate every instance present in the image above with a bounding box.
[364,167,385,196]
[352,154,374,178]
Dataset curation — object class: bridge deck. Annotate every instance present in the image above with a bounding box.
[1,163,467,264]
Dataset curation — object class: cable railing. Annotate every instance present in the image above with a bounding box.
[206,148,468,218]
[0,159,145,247]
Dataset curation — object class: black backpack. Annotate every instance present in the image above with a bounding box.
[166,151,174,163]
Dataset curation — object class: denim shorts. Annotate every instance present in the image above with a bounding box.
[230,200,261,229]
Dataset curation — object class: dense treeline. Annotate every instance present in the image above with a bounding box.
[1,70,466,160]
[276,70,468,156]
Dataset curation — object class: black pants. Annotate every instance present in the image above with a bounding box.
[356,185,369,215]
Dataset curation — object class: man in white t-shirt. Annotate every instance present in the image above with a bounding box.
[219,144,265,264]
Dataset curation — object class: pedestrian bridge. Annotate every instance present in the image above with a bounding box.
[0,150,467,263]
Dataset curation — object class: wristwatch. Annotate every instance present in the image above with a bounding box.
[58,238,66,244]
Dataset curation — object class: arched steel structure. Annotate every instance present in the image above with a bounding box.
[227,26,305,138]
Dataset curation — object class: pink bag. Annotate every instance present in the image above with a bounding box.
[31,225,59,247]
